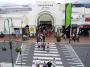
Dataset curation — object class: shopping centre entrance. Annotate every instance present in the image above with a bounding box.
[37,12,54,34]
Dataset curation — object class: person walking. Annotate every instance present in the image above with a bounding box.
[37,34,40,42]
[42,34,45,42]
[47,60,52,67]
[43,61,47,67]
[52,58,56,67]
[35,58,40,67]
[42,42,46,51]
[47,43,49,52]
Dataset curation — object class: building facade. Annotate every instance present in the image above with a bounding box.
[0,1,90,36]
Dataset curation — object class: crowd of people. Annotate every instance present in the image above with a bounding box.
[69,33,80,43]
[36,24,80,43]
[35,58,56,67]
[36,24,53,38]
[35,24,56,67]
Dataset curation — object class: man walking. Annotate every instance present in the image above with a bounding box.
[35,58,40,67]
[47,60,52,67]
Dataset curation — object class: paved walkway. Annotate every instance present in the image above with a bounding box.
[0,35,90,45]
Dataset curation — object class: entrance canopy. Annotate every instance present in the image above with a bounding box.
[37,12,54,25]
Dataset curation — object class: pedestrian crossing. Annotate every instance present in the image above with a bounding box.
[32,43,64,67]
[15,43,85,67]
[60,44,84,67]
[15,43,31,66]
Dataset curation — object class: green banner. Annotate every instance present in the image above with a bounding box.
[65,3,72,29]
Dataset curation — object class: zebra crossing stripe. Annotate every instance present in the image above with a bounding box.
[34,55,60,57]
[34,51,59,54]
[35,48,58,50]
[64,52,76,55]
[15,44,23,65]
[33,56,61,60]
[76,65,83,66]
[62,50,72,52]
[34,53,59,56]
[32,64,64,67]
[15,43,31,65]
[69,62,82,64]
[32,43,64,67]
[33,60,63,64]
[35,44,56,47]
[22,54,28,56]
[15,65,32,67]
[65,55,76,57]
[35,48,58,51]
[61,49,69,51]
[23,51,29,53]
[23,49,30,51]
[34,50,59,54]
[66,59,80,62]
[62,44,84,67]
[69,45,84,67]
[16,63,26,65]
[49,47,57,48]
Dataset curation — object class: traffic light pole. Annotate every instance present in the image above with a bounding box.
[7,18,14,67]
[20,50,22,67]
[9,41,14,67]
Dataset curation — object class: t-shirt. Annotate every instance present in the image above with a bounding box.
[35,60,40,65]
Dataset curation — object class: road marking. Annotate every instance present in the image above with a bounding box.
[34,50,58,54]
[32,43,64,67]
[66,45,84,67]
[16,63,26,65]
[15,43,31,65]
[22,54,28,56]
[33,56,61,60]
[15,43,23,65]
[69,62,82,64]
[34,53,59,56]
[33,60,63,64]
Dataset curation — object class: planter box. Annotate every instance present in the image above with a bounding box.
[2,47,6,51]
[0,34,4,38]
[15,47,21,53]
[56,37,61,42]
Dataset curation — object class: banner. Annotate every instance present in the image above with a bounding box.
[65,3,72,29]
[29,27,34,33]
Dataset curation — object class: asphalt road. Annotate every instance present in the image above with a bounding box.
[72,44,90,67]
[0,41,21,63]
[0,42,90,67]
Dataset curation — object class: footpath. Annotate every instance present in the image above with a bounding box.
[0,35,90,45]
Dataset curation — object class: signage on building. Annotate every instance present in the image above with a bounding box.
[37,1,54,10]
[72,4,90,8]
[83,25,90,28]
[85,18,90,22]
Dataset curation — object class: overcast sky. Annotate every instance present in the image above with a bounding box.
[0,0,90,6]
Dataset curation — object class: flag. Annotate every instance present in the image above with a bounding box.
[65,3,72,29]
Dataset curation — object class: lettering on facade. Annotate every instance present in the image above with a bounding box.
[37,1,54,10]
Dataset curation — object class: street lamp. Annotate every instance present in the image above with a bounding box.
[7,18,14,67]
[20,16,24,67]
